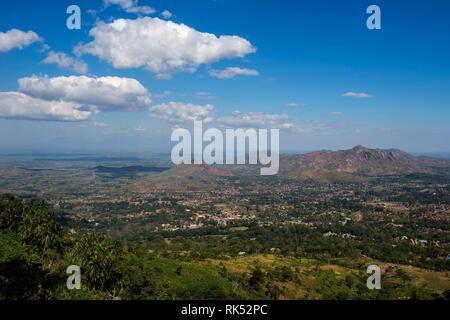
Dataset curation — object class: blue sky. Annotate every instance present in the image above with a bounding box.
[0,0,449,154]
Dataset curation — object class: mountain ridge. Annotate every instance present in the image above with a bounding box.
[279,145,450,180]
[131,146,450,191]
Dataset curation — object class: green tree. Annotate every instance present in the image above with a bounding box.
[0,194,24,230]
[18,200,62,254]
[0,231,55,300]
[72,233,117,291]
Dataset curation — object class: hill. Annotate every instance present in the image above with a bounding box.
[132,146,450,189]
[279,145,450,181]
[133,164,234,192]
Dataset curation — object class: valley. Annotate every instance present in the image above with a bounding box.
[1,146,449,299]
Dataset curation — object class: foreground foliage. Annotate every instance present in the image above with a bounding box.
[1,194,449,300]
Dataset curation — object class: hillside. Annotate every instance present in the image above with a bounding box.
[280,146,450,180]
[136,146,450,187]
[133,164,234,192]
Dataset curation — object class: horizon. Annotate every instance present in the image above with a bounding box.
[1,144,450,159]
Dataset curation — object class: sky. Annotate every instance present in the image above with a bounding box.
[0,0,449,154]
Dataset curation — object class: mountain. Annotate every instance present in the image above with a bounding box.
[132,146,450,190]
[133,164,234,192]
[279,145,450,181]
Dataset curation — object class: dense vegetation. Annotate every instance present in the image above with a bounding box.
[1,194,449,300]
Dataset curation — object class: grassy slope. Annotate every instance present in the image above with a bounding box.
[58,252,449,300]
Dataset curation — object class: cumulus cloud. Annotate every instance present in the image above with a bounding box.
[218,111,292,129]
[342,92,372,98]
[150,102,214,124]
[103,0,155,14]
[0,29,40,52]
[18,75,151,112]
[41,51,88,74]
[209,67,259,79]
[0,75,152,122]
[75,17,256,78]
[161,10,173,19]
[0,92,91,121]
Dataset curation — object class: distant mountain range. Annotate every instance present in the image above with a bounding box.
[3,146,448,191]
[139,146,450,188]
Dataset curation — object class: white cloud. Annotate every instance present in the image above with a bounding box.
[150,102,214,124]
[330,111,343,116]
[0,92,91,121]
[286,102,306,108]
[75,17,256,78]
[218,111,292,128]
[209,67,259,79]
[216,111,327,134]
[0,75,152,122]
[18,75,151,112]
[161,10,173,19]
[41,51,88,74]
[342,92,372,98]
[0,29,40,52]
[103,0,155,14]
